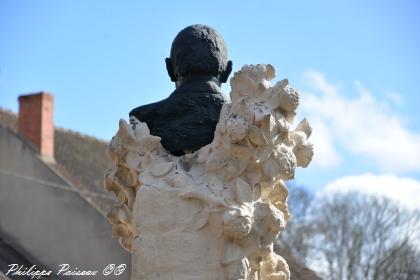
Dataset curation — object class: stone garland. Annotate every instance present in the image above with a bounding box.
[104,64,313,280]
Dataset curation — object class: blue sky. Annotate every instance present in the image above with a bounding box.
[1,0,420,202]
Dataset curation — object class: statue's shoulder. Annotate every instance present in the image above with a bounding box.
[129,98,176,122]
[129,103,154,122]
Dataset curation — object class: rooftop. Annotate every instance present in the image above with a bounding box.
[0,107,115,215]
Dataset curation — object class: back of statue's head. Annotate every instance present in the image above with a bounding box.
[168,24,229,81]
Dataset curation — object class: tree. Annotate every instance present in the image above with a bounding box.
[277,185,314,263]
[278,190,420,280]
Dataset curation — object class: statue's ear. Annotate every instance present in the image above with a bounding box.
[220,60,233,83]
[165,58,177,82]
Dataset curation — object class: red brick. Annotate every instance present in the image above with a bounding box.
[18,92,54,161]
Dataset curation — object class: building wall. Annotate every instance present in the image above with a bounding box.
[0,126,131,279]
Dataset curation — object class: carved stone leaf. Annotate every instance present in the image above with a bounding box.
[183,209,209,232]
[253,146,272,164]
[258,115,276,145]
[132,121,150,137]
[179,185,226,208]
[230,72,258,101]
[126,151,142,171]
[272,133,286,147]
[137,136,162,154]
[125,187,136,209]
[119,237,132,252]
[108,205,132,225]
[294,118,312,138]
[248,125,268,146]
[230,144,252,161]
[140,151,153,169]
[262,158,281,182]
[118,119,137,144]
[208,176,224,196]
[269,181,288,205]
[151,162,175,177]
[265,64,276,81]
[293,141,314,168]
[107,206,121,225]
[260,253,290,280]
[115,183,128,206]
[112,223,132,238]
[269,88,287,111]
[274,111,290,135]
[224,157,248,180]
[234,178,252,204]
[245,165,262,188]
[260,181,276,201]
[205,150,228,172]
[196,145,211,163]
[289,130,306,146]
[104,167,118,193]
[164,171,194,189]
[119,119,162,154]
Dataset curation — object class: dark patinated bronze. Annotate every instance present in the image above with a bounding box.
[130,24,232,156]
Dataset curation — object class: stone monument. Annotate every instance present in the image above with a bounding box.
[104,25,313,280]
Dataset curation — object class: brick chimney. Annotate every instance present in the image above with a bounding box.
[18,92,55,163]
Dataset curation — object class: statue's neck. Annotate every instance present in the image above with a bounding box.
[175,75,222,92]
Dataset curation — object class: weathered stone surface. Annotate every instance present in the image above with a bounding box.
[105,64,313,279]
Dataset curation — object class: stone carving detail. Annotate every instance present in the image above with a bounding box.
[105,64,313,280]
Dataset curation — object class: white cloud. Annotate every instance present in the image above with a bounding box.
[305,117,341,168]
[302,70,338,95]
[385,91,404,106]
[323,173,420,209]
[299,70,420,172]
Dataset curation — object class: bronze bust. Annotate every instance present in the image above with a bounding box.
[129,24,232,156]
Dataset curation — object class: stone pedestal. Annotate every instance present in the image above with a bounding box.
[132,186,225,280]
[105,64,313,280]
